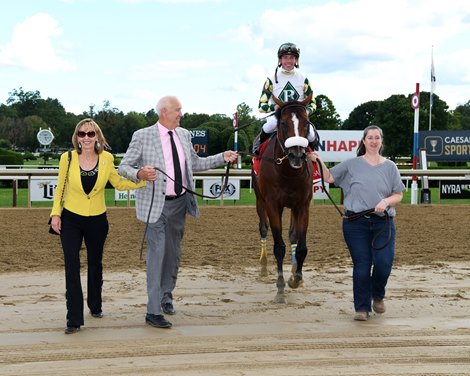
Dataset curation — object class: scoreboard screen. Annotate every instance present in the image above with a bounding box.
[190,130,208,156]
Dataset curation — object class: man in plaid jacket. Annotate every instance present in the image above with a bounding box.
[118,95,238,329]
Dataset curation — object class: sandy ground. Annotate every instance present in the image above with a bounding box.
[1,205,470,375]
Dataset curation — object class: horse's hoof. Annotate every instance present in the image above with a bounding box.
[274,294,287,304]
[259,265,268,277]
[288,275,303,289]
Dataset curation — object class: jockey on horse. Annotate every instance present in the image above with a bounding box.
[253,42,318,156]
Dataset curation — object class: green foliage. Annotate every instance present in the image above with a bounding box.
[342,101,381,130]
[0,138,11,149]
[454,100,470,130]
[310,94,342,130]
[0,148,24,165]
[1,86,469,161]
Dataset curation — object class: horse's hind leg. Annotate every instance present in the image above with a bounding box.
[255,193,269,277]
[258,220,269,277]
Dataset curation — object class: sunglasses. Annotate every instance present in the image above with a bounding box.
[77,131,96,138]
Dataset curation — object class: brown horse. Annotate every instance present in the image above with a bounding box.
[252,94,314,303]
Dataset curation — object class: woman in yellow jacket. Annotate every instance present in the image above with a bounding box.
[50,119,145,334]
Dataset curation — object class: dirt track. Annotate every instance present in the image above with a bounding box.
[1,205,469,273]
[1,205,470,375]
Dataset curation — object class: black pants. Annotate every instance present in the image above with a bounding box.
[60,209,109,327]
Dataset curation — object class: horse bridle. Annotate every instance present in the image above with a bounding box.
[274,103,319,165]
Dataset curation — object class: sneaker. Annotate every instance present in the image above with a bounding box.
[353,312,369,321]
[373,299,386,314]
[145,313,172,329]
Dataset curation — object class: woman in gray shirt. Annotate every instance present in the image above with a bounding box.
[310,125,405,321]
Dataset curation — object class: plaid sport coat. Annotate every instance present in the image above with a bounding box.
[118,124,226,223]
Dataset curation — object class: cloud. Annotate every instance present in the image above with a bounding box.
[128,59,226,80]
[0,13,76,72]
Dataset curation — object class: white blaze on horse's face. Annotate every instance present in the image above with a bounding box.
[284,113,308,149]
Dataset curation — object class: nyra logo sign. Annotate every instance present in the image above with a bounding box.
[440,180,470,199]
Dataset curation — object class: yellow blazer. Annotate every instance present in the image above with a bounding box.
[50,150,146,217]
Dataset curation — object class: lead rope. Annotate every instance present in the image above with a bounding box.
[138,162,233,260]
[315,159,391,250]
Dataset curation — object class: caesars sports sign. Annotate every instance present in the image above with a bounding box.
[313,130,362,199]
[419,131,470,162]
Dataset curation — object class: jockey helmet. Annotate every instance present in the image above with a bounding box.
[277,43,300,59]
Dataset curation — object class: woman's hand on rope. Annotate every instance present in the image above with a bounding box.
[137,166,157,182]
[308,151,319,163]
[375,198,389,213]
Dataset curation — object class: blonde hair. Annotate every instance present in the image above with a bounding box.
[72,118,110,154]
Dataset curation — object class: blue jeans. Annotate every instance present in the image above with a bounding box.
[342,214,395,313]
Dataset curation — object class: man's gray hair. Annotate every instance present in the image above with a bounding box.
[156,95,178,116]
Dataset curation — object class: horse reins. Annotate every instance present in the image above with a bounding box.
[139,162,233,260]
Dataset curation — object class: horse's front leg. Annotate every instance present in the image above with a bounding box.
[288,214,298,274]
[272,227,287,304]
[288,208,309,289]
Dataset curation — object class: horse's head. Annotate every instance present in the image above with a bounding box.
[273,93,312,169]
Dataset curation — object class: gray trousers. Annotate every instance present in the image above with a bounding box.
[146,196,186,315]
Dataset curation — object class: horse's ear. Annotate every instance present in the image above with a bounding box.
[272,95,284,107]
[300,93,313,106]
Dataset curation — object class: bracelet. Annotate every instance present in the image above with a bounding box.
[382,198,389,206]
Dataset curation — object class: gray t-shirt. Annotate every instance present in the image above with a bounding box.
[330,157,406,216]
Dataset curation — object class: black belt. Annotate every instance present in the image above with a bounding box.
[165,192,186,201]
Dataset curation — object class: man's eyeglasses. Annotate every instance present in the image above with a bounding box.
[77,131,96,138]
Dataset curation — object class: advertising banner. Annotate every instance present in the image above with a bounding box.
[418,131,470,162]
[202,178,240,200]
[440,180,470,199]
[114,190,137,201]
[316,130,362,162]
[30,178,56,202]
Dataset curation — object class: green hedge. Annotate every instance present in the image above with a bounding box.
[0,149,24,165]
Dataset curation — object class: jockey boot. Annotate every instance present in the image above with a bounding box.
[253,130,271,155]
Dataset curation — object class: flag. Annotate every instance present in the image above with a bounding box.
[430,53,436,107]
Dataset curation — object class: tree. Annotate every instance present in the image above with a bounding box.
[342,101,381,130]
[453,100,470,130]
[374,95,413,159]
[310,94,341,130]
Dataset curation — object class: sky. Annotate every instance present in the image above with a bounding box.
[1,0,470,123]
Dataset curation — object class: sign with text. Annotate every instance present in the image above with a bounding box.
[30,178,57,202]
[202,178,240,200]
[418,131,470,162]
[316,130,362,162]
[114,190,137,201]
[440,180,470,199]
[190,129,208,157]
